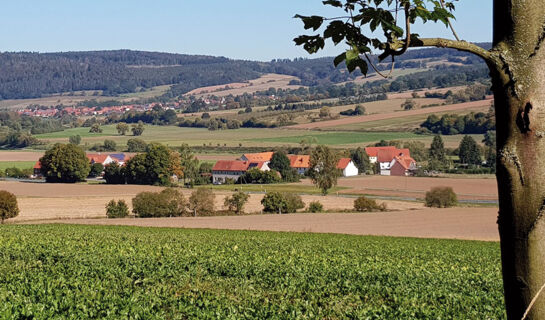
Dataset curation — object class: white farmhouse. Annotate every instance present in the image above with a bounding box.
[337,158,359,177]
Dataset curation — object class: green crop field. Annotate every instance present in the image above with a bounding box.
[34,125,425,149]
[0,225,504,319]
[250,131,423,146]
[0,161,36,171]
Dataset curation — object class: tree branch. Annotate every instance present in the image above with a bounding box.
[409,38,492,63]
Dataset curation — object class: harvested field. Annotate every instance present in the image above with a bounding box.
[288,99,493,129]
[32,207,499,241]
[387,86,468,99]
[3,181,420,223]
[323,175,499,201]
[0,151,44,162]
[185,74,303,98]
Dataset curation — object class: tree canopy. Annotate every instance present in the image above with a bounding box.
[39,143,90,183]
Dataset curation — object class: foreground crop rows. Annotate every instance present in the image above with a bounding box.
[0,225,504,319]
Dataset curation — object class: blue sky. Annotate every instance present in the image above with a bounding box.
[0,1,492,61]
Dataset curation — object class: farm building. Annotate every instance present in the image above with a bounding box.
[32,161,42,178]
[212,160,270,184]
[365,146,413,175]
[337,158,359,177]
[87,154,116,166]
[389,154,417,176]
[288,155,310,175]
[240,152,274,163]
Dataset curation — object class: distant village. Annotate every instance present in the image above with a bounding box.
[32,146,417,182]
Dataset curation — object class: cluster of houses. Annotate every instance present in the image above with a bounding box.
[32,146,417,183]
[17,103,178,118]
[211,147,416,184]
[33,153,132,177]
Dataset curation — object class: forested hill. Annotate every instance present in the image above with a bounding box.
[0,44,490,100]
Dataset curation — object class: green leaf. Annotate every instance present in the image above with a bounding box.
[322,0,342,7]
[333,52,346,67]
[294,14,324,31]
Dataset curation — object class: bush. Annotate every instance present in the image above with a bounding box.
[354,196,387,212]
[5,167,31,179]
[223,191,250,214]
[189,188,215,216]
[132,188,188,218]
[261,192,304,214]
[425,187,458,208]
[239,168,281,184]
[103,162,125,184]
[69,135,81,145]
[106,199,129,218]
[89,163,104,178]
[126,138,147,152]
[0,190,19,224]
[307,201,323,213]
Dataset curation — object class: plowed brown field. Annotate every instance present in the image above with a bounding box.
[302,175,498,201]
[29,207,499,241]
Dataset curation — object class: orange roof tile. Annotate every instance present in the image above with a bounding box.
[337,158,352,169]
[212,160,251,172]
[288,155,310,168]
[365,146,396,157]
[242,152,274,162]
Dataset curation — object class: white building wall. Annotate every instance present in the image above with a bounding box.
[212,172,243,184]
[342,161,359,177]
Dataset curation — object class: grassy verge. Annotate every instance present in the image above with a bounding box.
[199,183,348,195]
[0,225,505,319]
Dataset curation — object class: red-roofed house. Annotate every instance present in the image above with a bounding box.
[240,152,274,163]
[365,146,413,175]
[390,154,417,176]
[212,160,270,184]
[337,158,359,177]
[86,154,116,166]
[33,161,42,178]
[288,155,310,175]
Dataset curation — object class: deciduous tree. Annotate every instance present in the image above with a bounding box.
[39,143,90,183]
[309,145,339,195]
[295,1,545,317]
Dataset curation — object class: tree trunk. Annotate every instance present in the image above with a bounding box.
[492,1,545,318]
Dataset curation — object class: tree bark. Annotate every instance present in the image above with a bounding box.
[492,1,545,318]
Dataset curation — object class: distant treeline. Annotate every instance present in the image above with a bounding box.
[418,109,495,135]
[0,45,489,100]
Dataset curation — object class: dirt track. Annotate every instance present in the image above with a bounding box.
[288,99,493,129]
[30,207,499,241]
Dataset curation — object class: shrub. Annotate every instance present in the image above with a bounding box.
[239,168,281,184]
[106,199,129,218]
[126,138,147,152]
[307,201,323,213]
[132,188,188,218]
[89,163,104,178]
[5,167,31,179]
[0,190,19,224]
[261,192,304,214]
[425,187,458,208]
[223,191,250,214]
[189,188,215,216]
[354,196,387,212]
[103,162,125,184]
[69,135,81,145]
